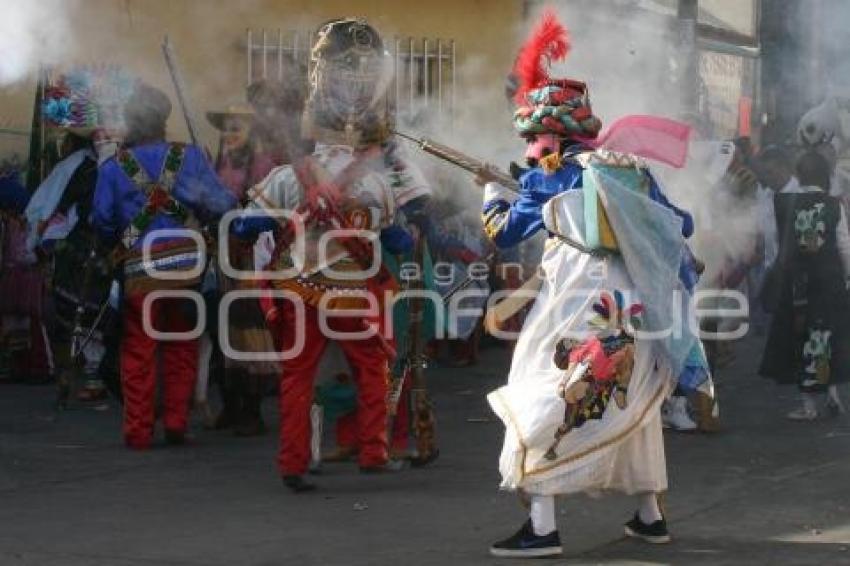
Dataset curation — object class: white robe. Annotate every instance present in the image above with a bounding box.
[487,155,695,497]
[487,242,672,496]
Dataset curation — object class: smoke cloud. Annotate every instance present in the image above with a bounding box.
[0,0,773,282]
[396,2,691,250]
[0,0,76,86]
[399,1,767,287]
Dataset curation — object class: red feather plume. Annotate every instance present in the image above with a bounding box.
[513,9,571,105]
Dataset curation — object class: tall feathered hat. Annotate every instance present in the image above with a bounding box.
[42,64,136,137]
[512,10,601,140]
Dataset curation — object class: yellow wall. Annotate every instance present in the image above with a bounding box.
[0,0,522,157]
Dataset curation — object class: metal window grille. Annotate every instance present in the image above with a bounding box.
[245,28,457,125]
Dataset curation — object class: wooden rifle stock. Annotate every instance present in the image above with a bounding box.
[407,235,438,467]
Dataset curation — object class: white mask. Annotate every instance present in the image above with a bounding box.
[95,140,118,164]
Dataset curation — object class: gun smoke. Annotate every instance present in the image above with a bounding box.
[4,0,849,288]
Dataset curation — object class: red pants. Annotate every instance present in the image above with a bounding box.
[121,293,198,448]
[278,301,389,475]
[337,373,410,453]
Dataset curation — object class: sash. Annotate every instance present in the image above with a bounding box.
[117,144,194,247]
[116,144,203,294]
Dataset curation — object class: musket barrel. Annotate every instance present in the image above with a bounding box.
[394,131,520,192]
[162,36,201,148]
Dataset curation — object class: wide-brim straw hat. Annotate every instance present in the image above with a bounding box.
[206,105,255,131]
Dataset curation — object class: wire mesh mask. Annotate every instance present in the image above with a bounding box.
[304,19,392,146]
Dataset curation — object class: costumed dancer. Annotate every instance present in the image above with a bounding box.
[27,66,131,403]
[209,104,276,199]
[759,150,850,420]
[92,82,236,448]
[482,13,710,558]
[232,18,430,491]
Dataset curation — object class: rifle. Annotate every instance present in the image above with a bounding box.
[26,66,48,191]
[440,252,495,304]
[398,130,611,259]
[393,130,519,191]
[56,246,112,409]
[405,234,438,467]
[386,240,429,460]
[162,35,201,148]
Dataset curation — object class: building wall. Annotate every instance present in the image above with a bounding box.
[1,0,521,157]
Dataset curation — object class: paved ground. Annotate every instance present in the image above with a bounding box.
[2,334,850,565]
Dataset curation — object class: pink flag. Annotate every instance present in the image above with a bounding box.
[582,115,692,168]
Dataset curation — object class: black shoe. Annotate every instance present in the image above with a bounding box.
[624,513,671,544]
[164,429,186,446]
[282,475,317,493]
[490,520,562,558]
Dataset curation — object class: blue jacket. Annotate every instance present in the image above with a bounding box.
[93,142,236,248]
[482,158,697,285]
[482,162,694,248]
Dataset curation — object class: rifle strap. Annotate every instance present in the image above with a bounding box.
[273,149,393,279]
[115,144,206,294]
[117,144,195,248]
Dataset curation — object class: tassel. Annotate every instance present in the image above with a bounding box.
[539,152,562,175]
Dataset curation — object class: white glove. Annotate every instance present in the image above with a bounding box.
[483,182,518,206]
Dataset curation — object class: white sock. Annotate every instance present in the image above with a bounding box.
[529,495,556,535]
[638,493,663,524]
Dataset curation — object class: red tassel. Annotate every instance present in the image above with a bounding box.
[513,9,571,105]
